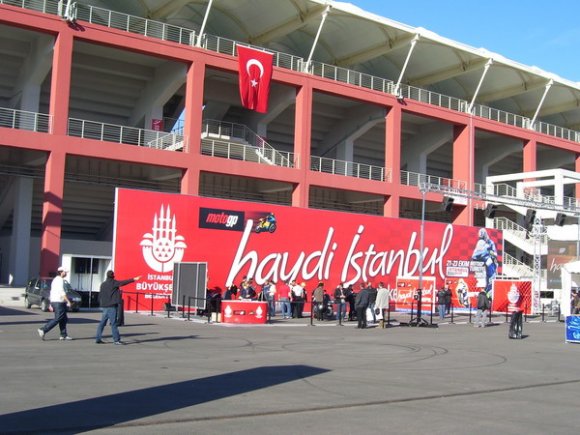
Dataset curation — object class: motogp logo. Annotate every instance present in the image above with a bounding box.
[140,205,186,272]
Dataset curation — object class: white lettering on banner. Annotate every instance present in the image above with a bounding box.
[226,220,455,286]
[341,225,453,285]
[550,258,565,273]
[226,220,337,284]
[136,281,173,292]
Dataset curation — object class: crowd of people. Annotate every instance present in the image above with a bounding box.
[220,278,395,327]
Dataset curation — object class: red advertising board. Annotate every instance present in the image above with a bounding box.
[113,189,503,310]
[492,280,533,315]
[394,277,436,311]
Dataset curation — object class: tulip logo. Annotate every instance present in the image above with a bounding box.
[140,205,186,272]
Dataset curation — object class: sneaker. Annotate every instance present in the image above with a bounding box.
[95,340,105,344]
[37,329,45,340]
[114,341,124,345]
[59,336,73,341]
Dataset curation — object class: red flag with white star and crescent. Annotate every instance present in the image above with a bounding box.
[237,45,273,113]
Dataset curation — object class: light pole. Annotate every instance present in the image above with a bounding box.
[411,182,428,326]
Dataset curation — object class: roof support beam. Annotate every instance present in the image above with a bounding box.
[251,4,328,45]
[304,5,332,72]
[523,97,580,119]
[196,0,214,47]
[393,34,420,97]
[149,0,191,20]
[477,79,548,104]
[529,80,553,129]
[410,57,490,87]
[336,33,417,67]
[467,59,493,113]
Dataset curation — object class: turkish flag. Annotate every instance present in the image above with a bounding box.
[237,45,273,113]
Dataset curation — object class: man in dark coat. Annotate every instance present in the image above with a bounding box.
[95,270,140,344]
[355,285,370,329]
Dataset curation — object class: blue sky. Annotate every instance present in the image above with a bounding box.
[351,0,580,82]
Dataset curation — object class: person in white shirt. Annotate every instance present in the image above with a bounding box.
[291,281,306,318]
[37,266,73,341]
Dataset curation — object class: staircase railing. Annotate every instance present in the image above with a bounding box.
[503,252,533,277]
[202,119,294,168]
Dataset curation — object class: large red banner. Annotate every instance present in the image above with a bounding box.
[113,189,503,310]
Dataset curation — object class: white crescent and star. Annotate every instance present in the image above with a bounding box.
[246,59,264,87]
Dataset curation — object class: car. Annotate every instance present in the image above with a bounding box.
[24,277,82,312]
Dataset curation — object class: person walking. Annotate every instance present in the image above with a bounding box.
[95,271,140,345]
[37,266,73,341]
[474,289,490,328]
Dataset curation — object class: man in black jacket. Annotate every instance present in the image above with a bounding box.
[355,285,370,329]
[95,270,140,344]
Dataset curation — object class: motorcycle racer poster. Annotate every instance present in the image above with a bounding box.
[112,188,503,310]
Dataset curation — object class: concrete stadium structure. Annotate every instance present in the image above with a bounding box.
[1,0,580,301]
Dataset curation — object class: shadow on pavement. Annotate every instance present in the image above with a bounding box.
[0,365,328,434]
[0,307,33,316]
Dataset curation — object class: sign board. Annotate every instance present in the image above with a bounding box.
[113,189,503,311]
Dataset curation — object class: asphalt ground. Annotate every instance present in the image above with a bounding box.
[1,303,579,435]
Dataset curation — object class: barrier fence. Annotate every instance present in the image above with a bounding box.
[119,292,562,326]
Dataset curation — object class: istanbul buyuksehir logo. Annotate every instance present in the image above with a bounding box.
[140,205,186,273]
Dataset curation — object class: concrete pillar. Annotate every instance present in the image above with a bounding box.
[40,151,66,277]
[385,105,401,217]
[292,83,312,208]
[180,60,205,195]
[452,124,473,225]
[49,32,73,136]
[8,178,33,285]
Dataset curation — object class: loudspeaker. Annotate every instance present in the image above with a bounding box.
[555,213,566,226]
[524,209,536,228]
[442,196,454,212]
[485,204,497,219]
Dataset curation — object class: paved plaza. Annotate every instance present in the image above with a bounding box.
[1,300,579,434]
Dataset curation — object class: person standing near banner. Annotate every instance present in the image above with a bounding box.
[95,271,140,345]
[355,285,370,329]
[474,288,490,328]
[437,286,447,320]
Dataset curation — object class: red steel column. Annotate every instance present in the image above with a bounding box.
[292,83,312,208]
[181,60,205,195]
[40,151,66,276]
[49,31,73,136]
[576,154,580,201]
[523,139,537,172]
[384,104,401,217]
[453,123,473,225]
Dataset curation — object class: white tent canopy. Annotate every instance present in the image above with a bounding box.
[560,261,580,316]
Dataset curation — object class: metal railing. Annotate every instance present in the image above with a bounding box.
[399,83,465,112]
[68,118,185,150]
[4,0,580,145]
[494,216,548,244]
[310,156,388,181]
[0,107,51,133]
[502,252,533,277]
[400,170,467,190]
[0,0,57,14]
[201,138,294,167]
[76,4,196,45]
[202,119,293,168]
